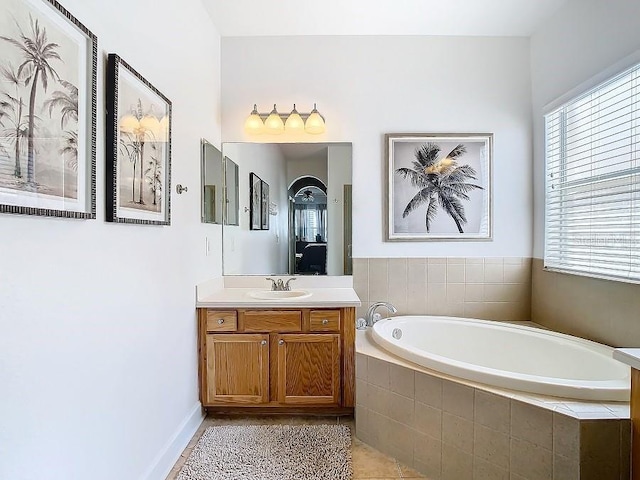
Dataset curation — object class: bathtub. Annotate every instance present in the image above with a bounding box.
[371,315,630,401]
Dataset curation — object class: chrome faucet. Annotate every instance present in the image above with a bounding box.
[365,302,397,327]
[266,277,297,291]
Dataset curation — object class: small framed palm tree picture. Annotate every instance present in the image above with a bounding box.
[0,0,97,218]
[386,133,492,241]
[106,54,171,225]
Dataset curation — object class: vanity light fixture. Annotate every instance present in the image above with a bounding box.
[244,103,326,135]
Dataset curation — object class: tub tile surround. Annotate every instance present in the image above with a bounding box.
[531,258,640,347]
[355,332,631,480]
[354,257,531,322]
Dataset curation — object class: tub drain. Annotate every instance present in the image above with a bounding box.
[392,328,402,339]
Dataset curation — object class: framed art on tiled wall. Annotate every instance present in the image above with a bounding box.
[0,0,97,218]
[386,133,493,241]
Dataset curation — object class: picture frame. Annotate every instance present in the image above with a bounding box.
[386,133,492,241]
[260,180,269,230]
[0,0,97,218]
[249,172,261,230]
[106,54,171,225]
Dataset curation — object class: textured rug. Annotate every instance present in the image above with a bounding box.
[176,424,352,480]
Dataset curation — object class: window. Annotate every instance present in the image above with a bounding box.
[544,63,640,283]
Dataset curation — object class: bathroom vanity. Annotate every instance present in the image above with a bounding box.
[196,278,360,414]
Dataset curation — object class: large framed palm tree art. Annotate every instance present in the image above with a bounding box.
[386,133,492,241]
[0,0,97,218]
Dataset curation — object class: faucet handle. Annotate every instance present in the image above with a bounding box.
[284,278,297,291]
[265,277,277,291]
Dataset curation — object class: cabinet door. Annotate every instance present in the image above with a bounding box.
[204,334,269,405]
[276,334,341,405]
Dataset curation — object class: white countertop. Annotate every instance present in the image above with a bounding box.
[196,276,361,308]
[613,348,640,371]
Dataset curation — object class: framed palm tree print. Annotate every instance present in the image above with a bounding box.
[249,172,261,230]
[386,133,492,241]
[0,0,97,218]
[106,54,171,225]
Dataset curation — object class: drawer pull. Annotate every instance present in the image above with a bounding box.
[217,319,224,325]
[278,339,284,346]
[261,340,267,346]
[322,319,329,325]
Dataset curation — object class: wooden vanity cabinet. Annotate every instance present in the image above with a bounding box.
[198,307,355,414]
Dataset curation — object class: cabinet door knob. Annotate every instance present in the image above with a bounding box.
[322,319,329,325]
[278,339,284,345]
[217,319,224,325]
[261,340,267,346]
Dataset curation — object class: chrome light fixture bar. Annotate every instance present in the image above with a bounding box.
[244,103,326,135]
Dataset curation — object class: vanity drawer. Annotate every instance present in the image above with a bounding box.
[206,311,238,332]
[242,310,302,332]
[310,310,341,332]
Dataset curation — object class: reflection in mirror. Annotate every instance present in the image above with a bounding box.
[224,157,239,226]
[222,143,352,276]
[201,139,223,224]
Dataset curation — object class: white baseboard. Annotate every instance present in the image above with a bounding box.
[140,402,205,480]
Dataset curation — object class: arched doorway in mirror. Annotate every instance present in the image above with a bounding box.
[288,176,328,275]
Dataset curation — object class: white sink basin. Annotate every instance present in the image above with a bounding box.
[247,290,312,300]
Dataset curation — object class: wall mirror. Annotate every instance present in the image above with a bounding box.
[222,142,353,276]
[224,157,239,226]
[201,139,223,224]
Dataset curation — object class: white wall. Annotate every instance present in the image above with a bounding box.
[221,35,533,258]
[530,0,640,257]
[0,0,222,479]
[286,155,328,187]
[222,143,288,274]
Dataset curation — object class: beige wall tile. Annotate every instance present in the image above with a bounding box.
[552,412,579,459]
[580,420,621,480]
[355,405,369,437]
[414,431,442,477]
[510,438,552,480]
[447,257,465,264]
[504,263,529,284]
[369,258,389,303]
[415,401,442,439]
[442,412,473,454]
[368,385,390,416]
[553,453,580,480]
[484,263,504,283]
[367,357,390,389]
[447,264,465,283]
[355,379,368,406]
[465,283,485,302]
[466,257,484,265]
[355,353,367,380]
[475,390,511,434]
[446,302,465,317]
[447,283,465,303]
[416,372,443,408]
[442,443,473,480]
[442,381,474,420]
[353,258,369,302]
[387,391,415,426]
[427,283,447,312]
[429,263,447,283]
[466,264,485,283]
[429,258,447,265]
[390,364,415,398]
[388,258,408,312]
[474,424,510,469]
[407,259,427,314]
[473,457,509,480]
[511,400,553,450]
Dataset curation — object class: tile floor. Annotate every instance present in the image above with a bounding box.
[165,415,427,480]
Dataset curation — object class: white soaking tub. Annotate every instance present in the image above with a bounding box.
[371,315,630,401]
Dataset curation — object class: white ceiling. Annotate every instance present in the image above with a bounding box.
[204,0,567,37]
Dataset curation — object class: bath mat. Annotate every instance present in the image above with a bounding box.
[176,424,352,480]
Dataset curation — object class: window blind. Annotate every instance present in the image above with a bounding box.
[544,63,640,283]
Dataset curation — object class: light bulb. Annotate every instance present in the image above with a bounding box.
[285,104,305,134]
[304,103,325,135]
[264,104,284,134]
[244,104,264,135]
